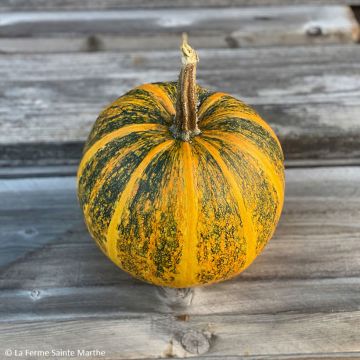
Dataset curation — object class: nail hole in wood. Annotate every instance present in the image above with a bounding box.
[86,35,102,52]
[176,314,189,321]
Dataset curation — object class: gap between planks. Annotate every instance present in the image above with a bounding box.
[2,158,360,179]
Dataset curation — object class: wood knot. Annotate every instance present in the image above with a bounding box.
[306,25,323,37]
[20,227,38,237]
[30,289,41,300]
[180,331,211,355]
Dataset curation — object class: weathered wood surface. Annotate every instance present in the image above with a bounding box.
[1,44,360,167]
[1,0,360,11]
[0,166,359,358]
[0,313,359,358]
[0,6,358,53]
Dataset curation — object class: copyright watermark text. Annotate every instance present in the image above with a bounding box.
[4,348,106,358]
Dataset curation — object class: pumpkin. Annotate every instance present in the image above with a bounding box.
[77,35,285,288]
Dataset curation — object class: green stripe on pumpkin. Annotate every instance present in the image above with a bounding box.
[200,135,282,253]
[78,131,170,208]
[190,139,248,284]
[203,117,284,175]
[84,88,173,151]
[115,142,183,284]
[82,135,171,249]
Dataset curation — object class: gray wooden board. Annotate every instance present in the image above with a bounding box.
[0,166,359,358]
[1,0,360,11]
[151,356,360,360]
[1,44,360,166]
[0,6,358,53]
[0,313,359,358]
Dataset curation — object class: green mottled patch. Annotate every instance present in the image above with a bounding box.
[192,140,247,284]
[85,88,172,151]
[154,82,178,104]
[116,144,182,283]
[196,86,214,110]
[85,135,168,247]
[199,95,253,121]
[204,117,284,175]
[202,135,280,252]
[78,131,160,209]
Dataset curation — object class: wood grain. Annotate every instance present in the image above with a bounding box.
[157,355,360,360]
[1,45,360,166]
[1,0,360,11]
[0,6,358,53]
[0,312,359,358]
[0,166,359,358]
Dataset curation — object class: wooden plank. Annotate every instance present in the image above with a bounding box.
[1,0,360,11]
[1,45,360,166]
[0,312,359,358]
[162,355,360,360]
[0,6,358,53]
[0,278,359,322]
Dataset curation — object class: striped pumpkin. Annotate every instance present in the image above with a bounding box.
[77,39,285,288]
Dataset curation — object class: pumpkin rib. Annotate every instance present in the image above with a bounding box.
[154,82,177,101]
[85,90,174,150]
[78,130,170,215]
[191,140,248,283]
[77,123,168,182]
[121,143,183,286]
[86,110,163,150]
[83,140,153,225]
[199,133,284,255]
[203,130,285,202]
[174,142,200,287]
[106,96,159,112]
[105,139,175,279]
[200,99,279,147]
[137,83,176,117]
[82,134,171,255]
[203,117,284,167]
[81,131,171,207]
[194,137,257,270]
[104,89,172,119]
[197,92,227,120]
[112,143,191,287]
[202,111,277,144]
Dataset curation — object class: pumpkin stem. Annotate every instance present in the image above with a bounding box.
[170,33,200,141]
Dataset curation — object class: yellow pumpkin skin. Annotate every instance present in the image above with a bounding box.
[77,82,285,288]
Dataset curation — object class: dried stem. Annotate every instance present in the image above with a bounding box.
[170,34,200,141]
